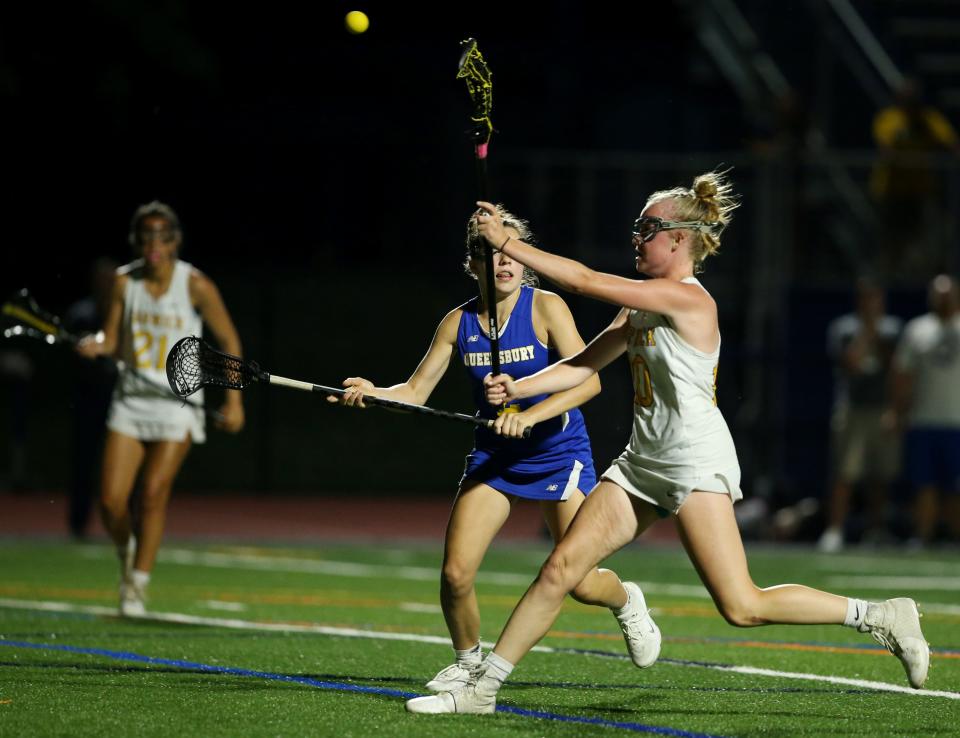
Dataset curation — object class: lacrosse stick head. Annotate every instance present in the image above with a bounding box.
[166,336,266,398]
[457,38,493,147]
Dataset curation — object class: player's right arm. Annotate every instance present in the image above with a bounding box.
[76,272,126,359]
[329,307,461,408]
[486,308,630,405]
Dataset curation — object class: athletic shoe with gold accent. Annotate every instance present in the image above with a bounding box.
[862,598,929,688]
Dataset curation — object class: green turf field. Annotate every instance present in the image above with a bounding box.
[0,540,957,737]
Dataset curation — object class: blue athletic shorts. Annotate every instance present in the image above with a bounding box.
[904,427,960,492]
[462,450,597,501]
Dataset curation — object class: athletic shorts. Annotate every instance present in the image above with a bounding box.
[462,449,597,501]
[601,458,742,516]
[831,406,900,483]
[903,427,960,492]
[107,395,205,443]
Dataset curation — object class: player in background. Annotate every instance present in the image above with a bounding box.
[78,201,244,615]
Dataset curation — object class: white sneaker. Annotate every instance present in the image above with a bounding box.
[425,662,483,692]
[119,578,146,617]
[405,682,496,714]
[862,598,929,688]
[817,527,844,553]
[614,581,661,668]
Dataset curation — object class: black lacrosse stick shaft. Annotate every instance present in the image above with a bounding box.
[458,38,501,376]
[476,158,502,376]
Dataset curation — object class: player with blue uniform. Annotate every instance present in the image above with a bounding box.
[332,205,660,692]
[458,284,595,502]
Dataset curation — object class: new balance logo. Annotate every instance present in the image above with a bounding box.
[546,484,559,491]
[467,335,480,342]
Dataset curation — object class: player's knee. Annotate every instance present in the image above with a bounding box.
[716,591,765,627]
[98,491,126,519]
[538,549,577,593]
[140,479,172,510]
[440,559,476,596]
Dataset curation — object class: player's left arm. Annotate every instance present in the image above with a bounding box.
[493,292,601,438]
[190,270,245,432]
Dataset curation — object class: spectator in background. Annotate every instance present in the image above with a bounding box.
[869,78,960,281]
[890,274,960,547]
[64,257,119,539]
[818,278,902,553]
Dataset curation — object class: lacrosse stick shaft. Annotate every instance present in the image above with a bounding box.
[475,154,501,376]
[166,336,530,438]
[271,373,486,425]
[267,373,527,437]
[458,38,501,375]
[2,303,71,342]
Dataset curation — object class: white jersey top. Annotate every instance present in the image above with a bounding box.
[602,278,741,513]
[107,258,205,442]
[893,312,960,428]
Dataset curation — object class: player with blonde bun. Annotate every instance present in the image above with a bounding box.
[406,170,930,715]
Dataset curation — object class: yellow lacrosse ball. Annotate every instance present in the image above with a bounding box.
[345,11,369,34]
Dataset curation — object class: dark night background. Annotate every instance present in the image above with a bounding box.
[1,1,957,525]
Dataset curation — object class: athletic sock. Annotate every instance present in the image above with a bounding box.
[843,598,871,631]
[455,642,482,667]
[131,569,151,591]
[476,651,514,695]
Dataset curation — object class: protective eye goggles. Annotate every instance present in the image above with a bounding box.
[137,229,178,244]
[632,216,715,243]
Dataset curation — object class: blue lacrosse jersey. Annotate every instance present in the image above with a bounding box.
[457,286,596,500]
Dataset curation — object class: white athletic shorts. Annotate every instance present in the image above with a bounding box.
[107,394,205,443]
[601,457,742,515]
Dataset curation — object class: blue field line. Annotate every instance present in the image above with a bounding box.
[0,639,728,737]
[0,639,415,698]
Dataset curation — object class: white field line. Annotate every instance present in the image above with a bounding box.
[816,555,960,575]
[826,576,960,591]
[199,600,247,612]
[156,549,713,599]
[398,602,443,614]
[80,547,714,598]
[695,662,959,699]
[0,596,956,701]
[79,546,960,613]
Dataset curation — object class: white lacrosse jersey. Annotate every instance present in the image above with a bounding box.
[107,258,205,442]
[602,277,741,513]
[893,312,960,428]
